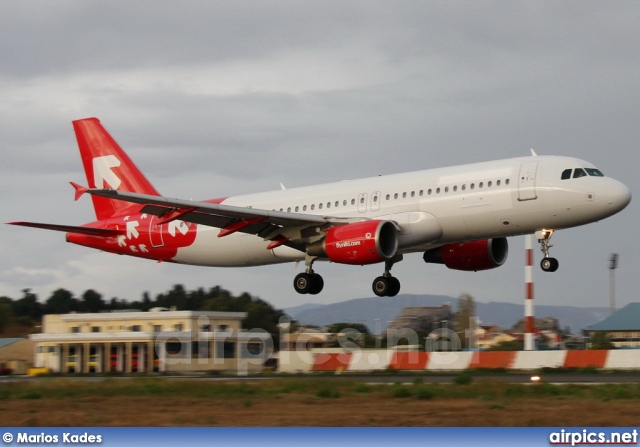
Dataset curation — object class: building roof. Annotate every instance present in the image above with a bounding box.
[0,338,25,348]
[589,303,640,331]
[59,310,247,322]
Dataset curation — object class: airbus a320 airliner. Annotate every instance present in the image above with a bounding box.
[10,118,631,297]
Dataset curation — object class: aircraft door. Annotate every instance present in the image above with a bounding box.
[518,162,538,201]
[358,193,367,213]
[371,191,381,212]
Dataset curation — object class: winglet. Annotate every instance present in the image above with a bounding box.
[70,182,88,201]
[530,148,538,157]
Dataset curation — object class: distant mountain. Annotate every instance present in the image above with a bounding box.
[279,302,324,316]
[285,294,455,333]
[284,294,610,335]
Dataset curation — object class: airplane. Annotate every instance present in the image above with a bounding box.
[9,118,631,297]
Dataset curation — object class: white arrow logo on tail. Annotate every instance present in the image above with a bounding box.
[126,221,140,239]
[93,155,122,189]
[168,220,189,237]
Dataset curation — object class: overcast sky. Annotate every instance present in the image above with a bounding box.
[1,1,638,315]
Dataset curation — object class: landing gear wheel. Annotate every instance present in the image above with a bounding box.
[387,277,401,297]
[293,272,324,294]
[309,274,324,295]
[372,276,390,297]
[294,273,314,294]
[372,276,401,297]
[540,257,559,272]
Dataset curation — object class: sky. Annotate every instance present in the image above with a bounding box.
[0,1,638,313]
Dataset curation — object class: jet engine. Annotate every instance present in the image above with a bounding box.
[307,220,398,265]
[423,237,508,271]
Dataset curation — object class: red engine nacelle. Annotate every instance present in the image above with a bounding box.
[423,238,508,271]
[307,220,398,265]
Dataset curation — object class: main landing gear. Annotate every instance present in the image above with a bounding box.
[293,255,404,297]
[536,230,559,273]
[372,256,403,297]
[293,256,324,295]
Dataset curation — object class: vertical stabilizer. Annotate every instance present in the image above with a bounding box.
[73,118,160,221]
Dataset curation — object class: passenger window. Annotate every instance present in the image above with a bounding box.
[479,182,483,188]
[295,206,299,212]
[411,191,415,197]
[402,192,407,198]
[436,188,440,194]
[505,179,510,185]
[386,194,390,200]
[351,199,355,205]
[573,168,587,178]
[453,185,457,192]
[561,169,572,180]
[444,187,449,193]
[488,181,492,187]
[428,189,432,195]
[335,201,339,207]
[462,184,466,191]
[419,190,423,196]
[394,193,398,199]
[303,205,307,211]
[496,180,501,186]
[318,203,323,209]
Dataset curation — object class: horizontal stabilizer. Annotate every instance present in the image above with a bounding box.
[7,221,122,237]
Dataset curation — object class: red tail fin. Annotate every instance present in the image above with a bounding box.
[73,118,160,221]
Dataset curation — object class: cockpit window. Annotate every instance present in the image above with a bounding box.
[573,168,587,178]
[562,167,605,180]
[585,168,604,177]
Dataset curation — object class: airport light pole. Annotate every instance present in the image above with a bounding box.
[609,253,618,315]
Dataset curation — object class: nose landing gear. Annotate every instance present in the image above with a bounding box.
[536,230,559,272]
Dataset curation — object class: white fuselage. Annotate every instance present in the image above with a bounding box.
[172,155,631,267]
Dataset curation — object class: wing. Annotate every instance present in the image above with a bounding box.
[8,221,122,237]
[84,188,360,249]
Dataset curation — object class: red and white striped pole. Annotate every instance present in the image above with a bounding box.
[525,234,535,351]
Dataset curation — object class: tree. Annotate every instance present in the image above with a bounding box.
[45,288,75,314]
[81,289,105,313]
[12,289,43,322]
[454,293,476,349]
[325,322,370,335]
[0,299,14,334]
[490,339,524,351]
[590,331,614,350]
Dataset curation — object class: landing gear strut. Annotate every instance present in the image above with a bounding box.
[293,256,324,295]
[536,230,559,272]
[372,256,403,297]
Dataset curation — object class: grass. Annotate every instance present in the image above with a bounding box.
[4,377,640,426]
[4,377,640,402]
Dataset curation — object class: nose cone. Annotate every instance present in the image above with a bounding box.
[606,179,632,213]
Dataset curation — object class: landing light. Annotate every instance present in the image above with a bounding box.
[530,375,541,383]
